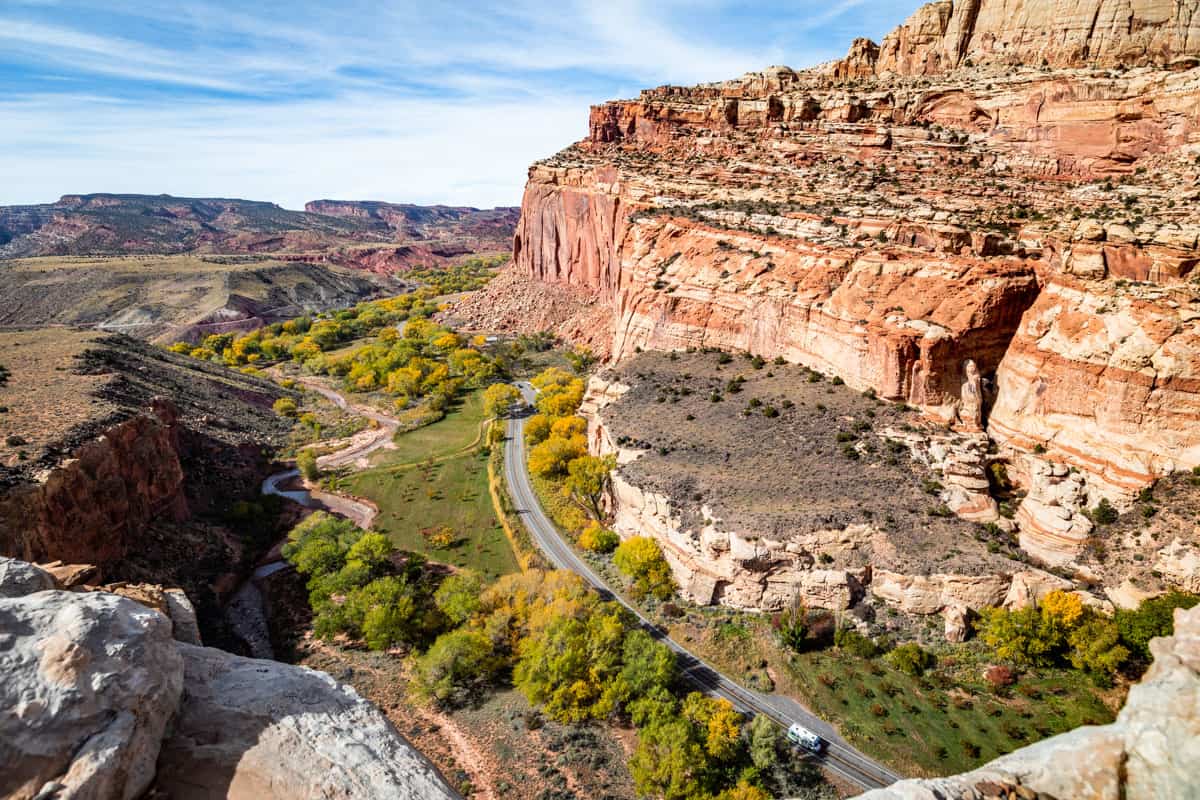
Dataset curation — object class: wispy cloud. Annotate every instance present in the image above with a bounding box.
[0,0,915,208]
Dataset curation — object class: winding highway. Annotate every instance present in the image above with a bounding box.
[503,381,904,793]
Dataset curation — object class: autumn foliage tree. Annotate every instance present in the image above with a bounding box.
[629,692,747,800]
[613,536,676,600]
[564,454,616,520]
[482,383,522,418]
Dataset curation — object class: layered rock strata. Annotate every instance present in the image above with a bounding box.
[581,365,1088,623]
[476,0,1200,575]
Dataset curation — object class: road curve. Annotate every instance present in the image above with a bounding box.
[503,381,904,793]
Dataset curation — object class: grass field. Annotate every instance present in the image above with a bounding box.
[367,390,486,468]
[669,611,1116,777]
[341,392,518,578]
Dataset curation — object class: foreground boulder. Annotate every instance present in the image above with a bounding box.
[156,644,456,799]
[0,559,457,800]
[0,591,184,800]
[856,605,1200,799]
[0,556,58,598]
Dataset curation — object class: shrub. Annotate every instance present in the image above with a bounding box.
[613,536,675,600]
[984,664,1016,690]
[296,449,320,481]
[1089,497,1119,525]
[273,397,299,417]
[774,607,808,653]
[578,522,620,553]
[887,643,934,676]
[834,627,880,658]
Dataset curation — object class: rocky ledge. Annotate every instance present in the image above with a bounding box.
[0,558,456,800]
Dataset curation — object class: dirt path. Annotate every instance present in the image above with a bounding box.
[230,375,403,655]
[261,374,400,530]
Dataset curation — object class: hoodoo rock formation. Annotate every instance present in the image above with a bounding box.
[459,0,1200,589]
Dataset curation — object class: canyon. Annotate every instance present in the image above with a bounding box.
[0,331,299,647]
[458,0,1200,611]
[0,194,518,343]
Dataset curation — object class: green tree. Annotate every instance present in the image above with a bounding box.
[296,449,320,481]
[345,532,395,574]
[613,628,676,703]
[482,383,522,418]
[282,512,364,577]
[411,629,498,707]
[434,570,486,625]
[1069,617,1129,686]
[514,605,628,722]
[343,576,421,649]
[629,692,748,800]
[565,454,616,520]
[1115,591,1200,659]
[746,714,780,773]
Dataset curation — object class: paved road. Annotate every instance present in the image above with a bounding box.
[503,381,904,793]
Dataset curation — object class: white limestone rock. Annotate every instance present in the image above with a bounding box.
[155,644,458,800]
[0,556,58,598]
[0,591,184,800]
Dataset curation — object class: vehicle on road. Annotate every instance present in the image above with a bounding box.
[787,723,825,753]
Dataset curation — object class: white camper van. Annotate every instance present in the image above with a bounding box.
[786,723,825,753]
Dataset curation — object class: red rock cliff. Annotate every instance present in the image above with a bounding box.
[0,399,188,564]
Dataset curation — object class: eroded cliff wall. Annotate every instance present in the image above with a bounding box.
[478,0,1200,576]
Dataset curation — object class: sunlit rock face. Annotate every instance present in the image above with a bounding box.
[474,0,1200,584]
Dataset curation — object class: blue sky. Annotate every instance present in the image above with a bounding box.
[0,0,916,209]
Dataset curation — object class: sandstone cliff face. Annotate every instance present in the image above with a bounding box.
[0,400,188,565]
[872,0,1200,76]
[856,603,1200,799]
[481,0,1200,577]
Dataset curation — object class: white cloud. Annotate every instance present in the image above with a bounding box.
[0,0,906,207]
[0,92,588,209]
